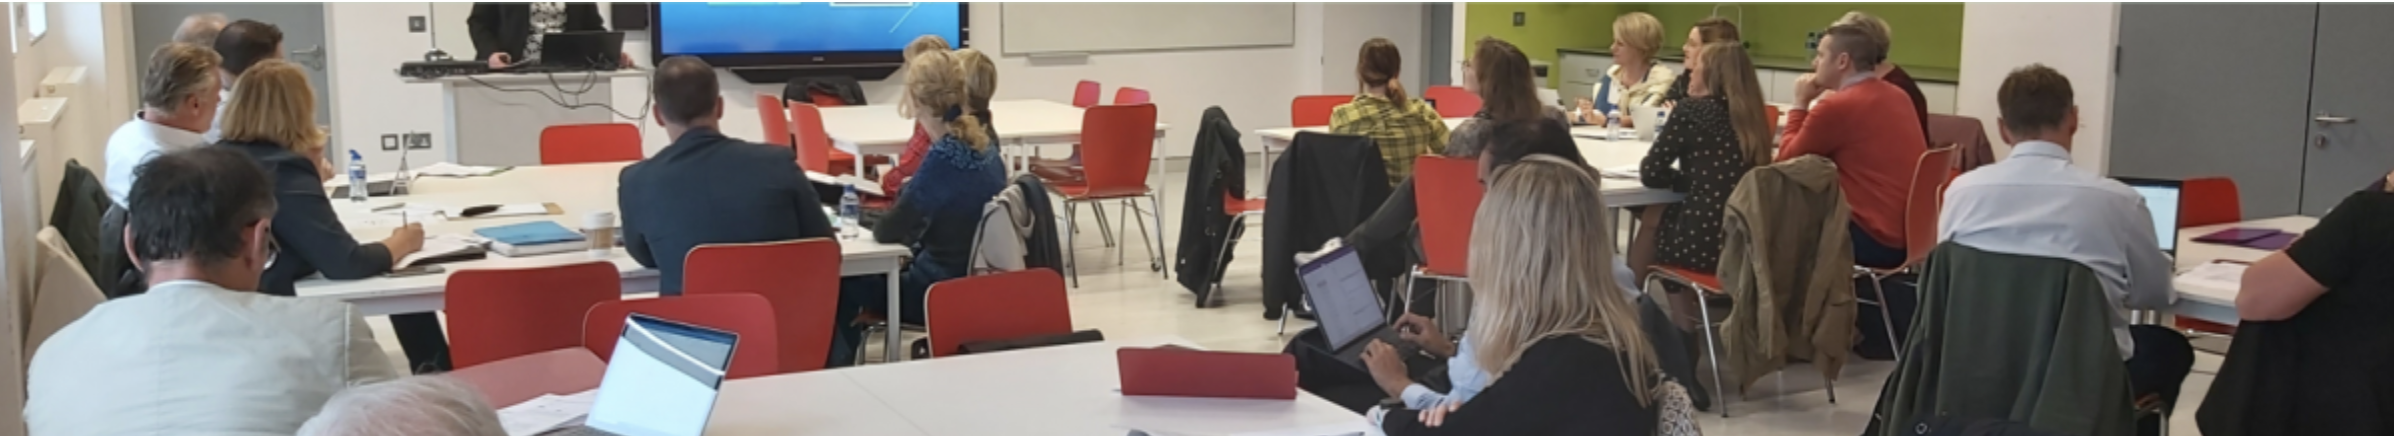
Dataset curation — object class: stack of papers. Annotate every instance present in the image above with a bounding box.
[498,389,598,436]
[412,162,512,178]
[2175,261,2247,293]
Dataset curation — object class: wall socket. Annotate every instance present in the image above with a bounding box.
[408,16,427,33]
[405,132,434,150]
[379,134,401,151]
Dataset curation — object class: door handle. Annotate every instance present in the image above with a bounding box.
[289,45,327,72]
[2315,114,2356,125]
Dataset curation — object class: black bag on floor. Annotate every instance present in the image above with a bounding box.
[1855,273,1921,361]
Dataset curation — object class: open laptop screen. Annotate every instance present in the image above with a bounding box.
[586,314,736,436]
[2118,178,2183,253]
[1298,246,1385,351]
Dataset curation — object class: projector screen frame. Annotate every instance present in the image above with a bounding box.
[646,2,972,69]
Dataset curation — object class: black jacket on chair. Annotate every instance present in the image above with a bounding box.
[619,128,836,295]
[1261,132,1388,319]
[1013,175,1064,272]
[1173,107,1247,299]
[49,159,112,287]
[220,140,395,297]
[467,3,608,63]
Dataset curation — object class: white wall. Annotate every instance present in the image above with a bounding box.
[0,33,25,436]
[14,2,133,219]
[329,2,1430,167]
[1957,3,2120,172]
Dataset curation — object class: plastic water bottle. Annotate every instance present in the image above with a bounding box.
[347,150,368,203]
[1606,110,1623,139]
[838,185,862,239]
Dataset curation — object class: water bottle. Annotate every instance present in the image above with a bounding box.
[838,185,862,239]
[1605,110,1622,140]
[347,150,368,203]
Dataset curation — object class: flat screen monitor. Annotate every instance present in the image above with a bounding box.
[651,2,968,68]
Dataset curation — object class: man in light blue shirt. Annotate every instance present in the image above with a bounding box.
[1936,64,2193,435]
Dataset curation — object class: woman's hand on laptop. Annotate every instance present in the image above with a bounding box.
[1395,314,1456,358]
[1363,341,1411,398]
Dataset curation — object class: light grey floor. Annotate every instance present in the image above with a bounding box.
[367,165,2220,435]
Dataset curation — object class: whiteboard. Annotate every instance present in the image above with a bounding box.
[1000,3,1297,55]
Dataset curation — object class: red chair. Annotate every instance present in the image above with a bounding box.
[1851,146,1958,361]
[2175,177,2242,336]
[1422,86,1480,118]
[1073,80,1104,108]
[1114,87,1152,105]
[922,269,1073,358]
[788,102,861,176]
[1764,105,1783,133]
[682,239,842,373]
[756,94,795,148]
[584,294,782,379]
[1201,194,1268,309]
[2180,177,2242,228]
[1290,95,1350,128]
[1049,104,1164,287]
[538,123,644,165]
[1407,156,1482,320]
[444,262,624,369]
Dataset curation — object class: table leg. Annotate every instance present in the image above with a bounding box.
[884,268,903,362]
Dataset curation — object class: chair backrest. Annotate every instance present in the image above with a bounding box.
[1901,146,1959,268]
[445,262,624,368]
[1413,156,1483,277]
[538,123,645,165]
[1078,104,1159,196]
[2179,177,2242,228]
[584,294,782,379]
[924,269,1072,358]
[788,102,835,173]
[1926,114,1997,173]
[755,94,794,148]
[682,239,841,373]
[1073,80,1104,108]
[1291,95,1350,128]
[1892,242,2135,434]
[28,227,104,360]
[1422,86,1480,118]
[1114,87,1152,105]
[1764,105,1783,132]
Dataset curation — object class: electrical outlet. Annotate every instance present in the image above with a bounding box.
[408,16,427,33]
[1513,12,1525,27]
[380,134,400,151]
[405,132,433,150]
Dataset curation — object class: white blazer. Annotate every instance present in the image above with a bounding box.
[25,280,398,436]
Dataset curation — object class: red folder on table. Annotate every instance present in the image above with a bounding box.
[1118,346,1298,400]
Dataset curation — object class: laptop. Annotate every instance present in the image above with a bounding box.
[525,31,626,72]
[1297,245,1434,371]
[2116,177,2183,256]
[543,313,737,436]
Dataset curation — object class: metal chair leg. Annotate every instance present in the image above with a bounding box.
[1145,194,1166,275]
[1062,201,1079,288]
[1868,273,1904,356]
[1693,286,1729,418]
[1093,203,1116,248]
[1115,200,1128,266]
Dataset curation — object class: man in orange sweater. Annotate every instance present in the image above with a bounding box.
[1777,24,1928,269]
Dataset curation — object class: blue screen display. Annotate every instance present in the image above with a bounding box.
[658,2,963,55]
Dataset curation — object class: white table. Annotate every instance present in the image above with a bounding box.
[705,337,1366,436]
[405,70,649,167]
[295,162,918,361]
[818,99,1171,176]
[1252,119,1685,208]
[2170,215,2319,326]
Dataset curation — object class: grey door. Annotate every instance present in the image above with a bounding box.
[2111,3,2318,218]
[130,3,332,124]
[2300,3,2394,215]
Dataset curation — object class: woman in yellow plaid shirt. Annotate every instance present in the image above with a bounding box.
[1331,38,1451,188]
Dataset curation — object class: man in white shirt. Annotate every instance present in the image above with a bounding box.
[98,43,225,297]
[1937,64,2193,435]
[26,147,400,435]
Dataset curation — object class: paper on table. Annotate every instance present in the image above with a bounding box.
[2175,262,2247,293]
[321,171,412,190]
[413,162,511,177]
[499,389,598,436]
[396,234,486,269]
[1598,165,1640,180]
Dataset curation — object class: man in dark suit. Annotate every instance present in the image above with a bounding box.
[466,2,629,69]
[618,56,836,295]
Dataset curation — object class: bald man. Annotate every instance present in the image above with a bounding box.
[173,13,228,47]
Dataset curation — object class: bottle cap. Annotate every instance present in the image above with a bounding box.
[349,150,363,161]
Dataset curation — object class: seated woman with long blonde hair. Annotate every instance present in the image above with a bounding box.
[1368,155,1679,435]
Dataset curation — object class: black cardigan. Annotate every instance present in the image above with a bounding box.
[1381,336,1655,436]
[467,3,608,62]
[219,140,392,297]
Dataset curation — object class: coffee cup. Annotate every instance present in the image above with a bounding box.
[584,211,617,257]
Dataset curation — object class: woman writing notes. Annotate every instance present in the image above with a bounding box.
[1576,12,1676,127]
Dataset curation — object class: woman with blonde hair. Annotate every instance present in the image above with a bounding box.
[1576,12,1675,127]
[830,49,1008,366]
[1370,155,1669,434]
[216,59,439,370]
[1631,43,1772,332]
[880,34,957,196]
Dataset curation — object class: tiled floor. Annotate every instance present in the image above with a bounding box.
[367,166,2222,435]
